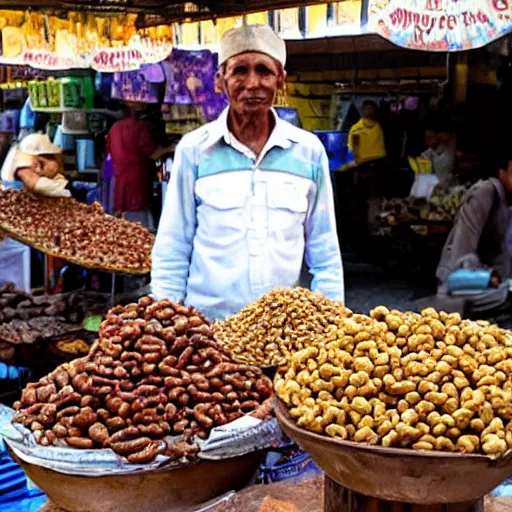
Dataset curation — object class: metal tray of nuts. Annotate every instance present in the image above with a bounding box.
[274,398,512,504]
[0,227,150,275]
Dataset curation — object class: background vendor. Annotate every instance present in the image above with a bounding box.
[432,151,512,316]
[347,100,388,258]
[107,102,172,230]
[1,133,70,198]
[151,24,344,320]
[420,120,457,187]
[348,100,387,167]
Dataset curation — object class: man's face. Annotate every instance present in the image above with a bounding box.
[426,132,439,149]
[34,155,60,179]
[500,161,512,193]
[363,104,376,120]
[221,52,285,116]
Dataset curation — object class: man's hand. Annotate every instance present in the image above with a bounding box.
[15,167,41,191]
[490,272,501,288]
[17,167,70,197]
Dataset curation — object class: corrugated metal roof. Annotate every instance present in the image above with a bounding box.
[0,0,334,22]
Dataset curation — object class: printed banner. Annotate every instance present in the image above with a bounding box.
[0,10,172,71]
[369,0,512,51]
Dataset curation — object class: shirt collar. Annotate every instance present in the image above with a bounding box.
[203,107,299,153]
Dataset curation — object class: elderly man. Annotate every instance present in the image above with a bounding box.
[151,25,344,320]
[1,133,70,197]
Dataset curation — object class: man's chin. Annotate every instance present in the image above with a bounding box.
[242,103,271,115]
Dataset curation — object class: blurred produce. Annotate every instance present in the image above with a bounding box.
[0,283,107,348]
[0,189,154,274]
[54,338,90,356]
[380,184,469,224]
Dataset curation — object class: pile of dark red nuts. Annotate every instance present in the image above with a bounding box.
[13,297,273,464]
[0,189,153,273]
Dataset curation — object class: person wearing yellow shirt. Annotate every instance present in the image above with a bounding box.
[347,100,387,259]
[348,100,387,165]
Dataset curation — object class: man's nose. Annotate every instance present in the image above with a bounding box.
[245,70,260,89]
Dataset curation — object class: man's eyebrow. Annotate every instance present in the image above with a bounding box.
[256,63,274,70]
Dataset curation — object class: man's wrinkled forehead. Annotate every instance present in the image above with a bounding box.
[224,52,282,72]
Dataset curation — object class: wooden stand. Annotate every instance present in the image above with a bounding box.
[324,476,484,512]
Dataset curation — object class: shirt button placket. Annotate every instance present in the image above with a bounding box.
[248,167,267,298]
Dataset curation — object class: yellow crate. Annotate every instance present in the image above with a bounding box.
[302,116,332,131]
[286,96,331,118]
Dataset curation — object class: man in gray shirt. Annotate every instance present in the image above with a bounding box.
[433,152,512,315]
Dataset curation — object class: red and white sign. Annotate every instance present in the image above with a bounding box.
[0,42,172,71]
[90,43,172,72]
[369,0,512,51]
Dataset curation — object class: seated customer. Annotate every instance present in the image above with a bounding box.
[434,152,512,315]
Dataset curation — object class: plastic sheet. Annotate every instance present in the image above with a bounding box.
[0,404,283,477]
[0,237,31,292]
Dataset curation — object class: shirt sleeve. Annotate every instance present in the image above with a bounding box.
[138,123,159,158]
[304,146,345,303]
[151,142,197,302]
[438,183,496,284]
[347,125,357,154]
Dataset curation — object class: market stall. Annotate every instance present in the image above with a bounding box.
[0,1,511,510]
[1,287,512,510]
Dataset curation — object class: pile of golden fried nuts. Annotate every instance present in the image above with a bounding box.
[214,288,352,367]
[214,287,512,457]
[274,304,512,457]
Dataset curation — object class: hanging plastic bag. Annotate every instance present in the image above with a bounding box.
[410,174,439,199]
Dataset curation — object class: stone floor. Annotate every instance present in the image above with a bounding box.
[343,261,512,329]
[344,261,431,315]
[208,475,512,512]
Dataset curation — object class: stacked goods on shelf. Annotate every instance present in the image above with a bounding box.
[0,189,154,274]
[12,297,273,464]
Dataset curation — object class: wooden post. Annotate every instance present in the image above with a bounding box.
[453,52,469,106]
[323,476,484,512]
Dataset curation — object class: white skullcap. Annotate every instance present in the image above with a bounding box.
[219,25,286,68]
[19,133,61,156]
[1,134,61,182]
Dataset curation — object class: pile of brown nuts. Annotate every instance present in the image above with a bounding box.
[12,297,273,464]
[0,189,153,273]
[275,306,512,457]
[214,287,352,367]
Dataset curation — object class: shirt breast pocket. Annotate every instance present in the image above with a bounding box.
[196,185,248,233]
[267,184,309,236]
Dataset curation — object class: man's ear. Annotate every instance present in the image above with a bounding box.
[277,70,287,92]
[214,71,224,94]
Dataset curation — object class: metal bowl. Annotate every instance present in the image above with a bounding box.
[274,398,512,504]
[10,449,262,512]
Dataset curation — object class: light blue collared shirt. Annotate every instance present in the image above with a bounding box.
[151,108,344,320]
